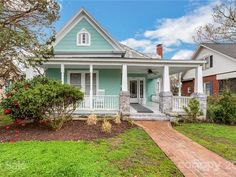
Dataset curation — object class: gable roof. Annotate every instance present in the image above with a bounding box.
[54,8,152,59]
[54,8,124,52]
[192,43,236,61]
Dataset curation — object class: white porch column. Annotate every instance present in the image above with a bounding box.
[61,64,64,84]
[159,65,173,113]
[90,65,93,109]
[178,73,182,96]
[194,65,204,94]
[122,64,128,91]
[192,65,207,118]
[119,64,130,115]
[162,65,170,92]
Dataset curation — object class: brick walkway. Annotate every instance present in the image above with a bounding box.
[136,121,236,177]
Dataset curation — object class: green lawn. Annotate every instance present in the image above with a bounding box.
[0,128,183,177]
[174,123,236,162]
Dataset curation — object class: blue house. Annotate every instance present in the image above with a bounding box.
[42,8,206,119]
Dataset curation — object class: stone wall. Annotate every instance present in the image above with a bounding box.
[119,91,130,115]
[159,92,173,113]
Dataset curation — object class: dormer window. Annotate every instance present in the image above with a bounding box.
[77,28,90,46]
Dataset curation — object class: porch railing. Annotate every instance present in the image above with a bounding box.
[172,96,192,112]
[77,95,119,111]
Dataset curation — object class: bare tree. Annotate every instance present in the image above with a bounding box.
[0,0,60,82]
[194,0,236,43]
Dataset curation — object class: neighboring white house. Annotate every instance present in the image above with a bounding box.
[182,43,236,96]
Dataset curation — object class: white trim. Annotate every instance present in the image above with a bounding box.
[89,65,93,109]
[54,9,123,51]
[61,64,65,84]
[67,70,99,95]
[128,77,146,104]
[194,65,204,94]
[122,64,128,91]
[162,65,170,92]
[45,58,206,65]
[216,71,236,80]
[77,28,91,46]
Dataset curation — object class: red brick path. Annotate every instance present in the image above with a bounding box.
[136,121,236,177]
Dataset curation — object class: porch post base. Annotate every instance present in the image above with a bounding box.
[119,91,130,115]
[159,91,173,113]
[191,93,207,119]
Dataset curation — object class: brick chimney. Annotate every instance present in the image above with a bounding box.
[156,44,163,59]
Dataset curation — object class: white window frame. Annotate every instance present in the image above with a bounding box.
[204,82,213,96]
[77,28,91,46]
[67,70,99,95]
[202,55,213,70]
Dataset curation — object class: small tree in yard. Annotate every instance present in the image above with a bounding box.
[1,77,84,130]
[184,98,202,122]
[0,0,60,82]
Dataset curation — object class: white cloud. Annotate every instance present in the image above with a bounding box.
[171,50,194,60]
[120,38,155,54]
[120,1,219,57]
[144,3,215,47]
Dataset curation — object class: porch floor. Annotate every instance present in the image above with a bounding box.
[130,102,160,114]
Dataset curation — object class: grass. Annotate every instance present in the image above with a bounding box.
[0,128,183,177]
[174,123,236,162]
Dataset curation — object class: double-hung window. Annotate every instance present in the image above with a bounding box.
[203,55,213,70]
[204,82,213,96]
[69,72,97,95]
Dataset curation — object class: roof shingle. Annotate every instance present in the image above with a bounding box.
[202,43,236,60]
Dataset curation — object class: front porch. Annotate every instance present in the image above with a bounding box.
[44,58,206,119]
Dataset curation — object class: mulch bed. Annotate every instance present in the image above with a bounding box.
[0,120,137,142]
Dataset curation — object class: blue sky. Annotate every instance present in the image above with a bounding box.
[56,0,217,59]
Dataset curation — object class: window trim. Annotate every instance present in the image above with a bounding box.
[202,55,213,70]
[67,70,99,95]
[203,81,213,96]
[77,28,91,46]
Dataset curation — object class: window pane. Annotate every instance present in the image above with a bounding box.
[70,73,81,88]
[140,80,144,98]
[85,73,97,95]
[85,73,90,84]
[210,55,213,68]
[130,80,137,98]
[85,85,90,95]
[82,33,86,43]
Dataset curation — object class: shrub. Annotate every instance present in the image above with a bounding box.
[114,113,121,124]
[101,119,112,133]
[87,114,97,125]
[207,91,236,124]
[1,76,84,130]
[183,98,202,122]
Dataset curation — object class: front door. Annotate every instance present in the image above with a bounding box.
[129,78,145,103]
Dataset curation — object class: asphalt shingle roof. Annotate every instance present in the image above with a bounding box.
[202,43,236,60]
